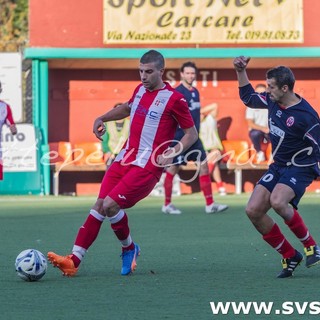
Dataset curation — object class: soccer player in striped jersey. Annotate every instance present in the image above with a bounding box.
[162,61,228,215]
[0,81,17,180]
[234,56,320,278]
[47,50,198,277]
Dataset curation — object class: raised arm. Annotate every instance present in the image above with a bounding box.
[234,57,269,109]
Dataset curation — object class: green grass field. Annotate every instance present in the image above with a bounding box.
[1,193,320,320]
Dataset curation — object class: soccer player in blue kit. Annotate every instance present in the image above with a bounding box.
[162,61,228,214]
[234,56,320,278]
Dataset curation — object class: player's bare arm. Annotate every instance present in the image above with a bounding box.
[247,119,269,134]
[233,56,251,87]
[10,124,17,135]
[93,103,130,140]
[157,126,198,166]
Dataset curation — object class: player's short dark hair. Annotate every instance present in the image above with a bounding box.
[180,61,197,73]
[140,50,165,70]
[266,66,295,91]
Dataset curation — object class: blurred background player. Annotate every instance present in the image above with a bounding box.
[101,102,130,168]
[234,56,320,278]
[0,80,17,180]
[162,61,228,214]
[245,83,269,163]
[200,103,226,196]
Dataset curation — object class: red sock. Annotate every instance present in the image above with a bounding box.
[110,210,134,252]
[74,212,104,249]
[216,181,224,189]
[164,171,174,205]
[263,223,296,259]
[71,255,81,268]
[208,162,215,174]
[72,210,105,267]
[199,174,213,205]
[285,209,316,248]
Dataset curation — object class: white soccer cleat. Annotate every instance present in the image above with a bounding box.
[162,203,182,215]
[205,203,228,213]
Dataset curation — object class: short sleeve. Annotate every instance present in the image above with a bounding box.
[6,105,15,125]
[171,95,194,129]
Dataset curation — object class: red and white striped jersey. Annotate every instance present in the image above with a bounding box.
[115,82,194,178]
[0,100,15,158]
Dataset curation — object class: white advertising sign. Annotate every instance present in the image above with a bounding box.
[2,123,37,172]
[0,52,23,122]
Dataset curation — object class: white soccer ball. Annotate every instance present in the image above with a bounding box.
[15,249,47,281]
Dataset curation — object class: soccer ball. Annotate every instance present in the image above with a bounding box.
[15,249,47,281]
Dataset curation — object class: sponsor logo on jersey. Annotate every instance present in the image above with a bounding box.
[269,121,285,138]
[189,101,200,111]
[136,104,159,120]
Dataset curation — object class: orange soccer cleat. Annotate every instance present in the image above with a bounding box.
[47,252,78,277]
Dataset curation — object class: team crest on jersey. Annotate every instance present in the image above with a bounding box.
[154,99,165,107]
[286,116,295,127]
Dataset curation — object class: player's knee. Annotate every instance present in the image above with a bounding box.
[199,161,209,175]
[269,194,285,213]
[102,197,120,217]
[167,165,179,175]
[245,201,266,223]
[92,199,105,216]
[245,203,257,221]
[250,130,262,140]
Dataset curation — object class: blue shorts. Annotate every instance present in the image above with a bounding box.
[258,163,317,209]
[171,138,207,166]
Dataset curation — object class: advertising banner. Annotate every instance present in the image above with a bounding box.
[2,123,37,172]
[0,53,23,122]
[103,0,303,44]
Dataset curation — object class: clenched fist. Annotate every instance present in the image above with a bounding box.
[233,56,251,72]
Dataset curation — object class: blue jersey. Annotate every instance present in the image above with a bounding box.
[240,84,320,176]
[174,84,201,140]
